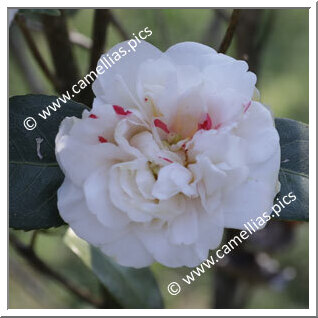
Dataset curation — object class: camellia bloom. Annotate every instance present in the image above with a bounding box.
[56,41,280,268]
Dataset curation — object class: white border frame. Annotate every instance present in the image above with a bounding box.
[4,1,316,316]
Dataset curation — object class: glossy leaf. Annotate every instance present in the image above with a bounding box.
[9,94,87,230]
[64,229,164,309]
[275,118,309,221]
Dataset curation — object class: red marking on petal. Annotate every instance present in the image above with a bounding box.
[243,101,251,113]
[154,119,170,133]
[113,105,132,116]
[89,114,98,119]
[198,113,212,130]
[98,136,108,143]
[215,123,222,130]
[159,156,173,163]
[144,97,148,102]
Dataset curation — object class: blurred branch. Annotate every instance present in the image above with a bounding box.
[89,9,111,71]
[15,14,59,91]
[215,9,230,22]
[9,233,104,308]
[42,10,80,94]
[29,230,39,250]
[236,10,275,74]
[203,9,228,49]
[109,11,130,40]
[69,30,92,49]
[218,9,240,53]
[213,229,250,308]
[79,9,111,107]
[9,24,45,93]
[213,225,294,308]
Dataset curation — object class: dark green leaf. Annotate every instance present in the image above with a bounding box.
[64,229,164,309]
[9,94,87,230]
[19,9,61,16]
[275,118,309,221]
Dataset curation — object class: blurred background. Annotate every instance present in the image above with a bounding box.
[9,8,309,309]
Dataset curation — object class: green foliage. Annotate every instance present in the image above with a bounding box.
[275,118,309,221]
[64,229,164,309]
[9,95,87,230]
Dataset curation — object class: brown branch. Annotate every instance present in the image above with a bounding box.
[9,233,104,308]
[109,11,130,41]
[89,9,111,71]
[78,9,111,107]
[218,9,240,54]
[42,10,80,94]
[15,14,59,91]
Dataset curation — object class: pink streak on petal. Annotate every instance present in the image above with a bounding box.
[159,156,173,163]
[243,101,252,113]
[98,136,108,143]
[198,113,212,130]
[89,114,98,119]
[113,105,132,116]
[154,119,170,133]
[215,123,222,130]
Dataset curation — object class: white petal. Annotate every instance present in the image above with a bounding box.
[136,226,203,268]
[170,85,207,138]
[101,230,154,268]
[195,208,224,259]
[152,163,198,200]
[114,118,147,158]
[92,40,162,109]
[189,155,227,195]
[57,178,124,246]
[56,132,128,186]
[168,201,199,245]
[108,160,156,222]
[234,101,280,164]
[165,41,217,70]
[135,168,156,200]
[203,60,256,102]
[222,177,278,230]
[189,131,247,168]
[83,167,130,229]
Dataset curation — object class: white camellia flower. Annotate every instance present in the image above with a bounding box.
[56,41,280,268]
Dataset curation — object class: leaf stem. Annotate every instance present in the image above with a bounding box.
[9,233,104,308]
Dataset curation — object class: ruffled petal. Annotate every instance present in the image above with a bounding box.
[233,101,280,164]
[58,178,124,246]
[168,200,200,245]
[136,226,203,268]
[101,228,154,268]
[83,166,130,229]
[152,163,198,200]
[92,40,163,110]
